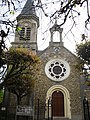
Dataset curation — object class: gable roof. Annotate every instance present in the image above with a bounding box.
[37,43,78,59]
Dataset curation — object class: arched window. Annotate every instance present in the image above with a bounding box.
[53,31,60,42]
[20,27,31,41]
[26,28,31,40]
[20,27,25,40]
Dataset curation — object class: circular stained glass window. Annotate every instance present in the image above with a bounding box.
[45,59,70,81]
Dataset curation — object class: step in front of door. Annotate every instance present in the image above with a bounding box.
[53,117,69,120]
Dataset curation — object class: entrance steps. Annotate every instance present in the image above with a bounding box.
[53,117,69,120]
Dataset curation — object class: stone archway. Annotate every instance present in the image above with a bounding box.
[45,85,71,119]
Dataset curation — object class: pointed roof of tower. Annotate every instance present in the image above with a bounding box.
[20,0,36,15]
[17,0,39,27]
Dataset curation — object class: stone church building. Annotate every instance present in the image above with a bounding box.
[4,0,90,120]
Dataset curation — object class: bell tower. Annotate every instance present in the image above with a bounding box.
[49,18,63,47]
[12,0,39,53]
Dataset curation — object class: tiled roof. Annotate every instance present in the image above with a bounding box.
[20,0,36,16]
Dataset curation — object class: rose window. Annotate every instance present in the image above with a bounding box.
[45,59,70,81]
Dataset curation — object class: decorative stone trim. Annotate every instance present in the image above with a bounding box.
[45,59,70,81]
[45,85,71,119]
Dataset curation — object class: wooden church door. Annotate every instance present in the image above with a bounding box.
[52,91,64,117]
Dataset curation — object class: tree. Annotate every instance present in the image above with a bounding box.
[76,40,90,85]
[0,89,4,104]
[1,48,41,105]
[0,29,10,84]
[76,41,90,64]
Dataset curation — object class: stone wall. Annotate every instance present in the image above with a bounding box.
[34,45,83,120]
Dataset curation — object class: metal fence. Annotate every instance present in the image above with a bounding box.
[0,98,90,120]
[83,97,90,120]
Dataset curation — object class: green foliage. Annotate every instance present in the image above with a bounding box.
[76,41,90,64]
[2,48,41,104]
[76,41,90,86]
[16,27,22,31]
[86,80,90,86]
[0,89,4,103]
[10,10,15,15]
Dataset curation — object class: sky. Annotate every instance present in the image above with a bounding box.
[36,0,90,53]
[0,0,90,54]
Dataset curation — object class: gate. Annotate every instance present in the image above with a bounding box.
[36,91,65,120]
[83,97,90,120]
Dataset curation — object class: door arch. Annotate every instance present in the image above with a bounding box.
[45,85,71,119]
[52,91,64,117]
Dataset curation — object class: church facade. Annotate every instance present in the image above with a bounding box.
[5,0,90,120]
